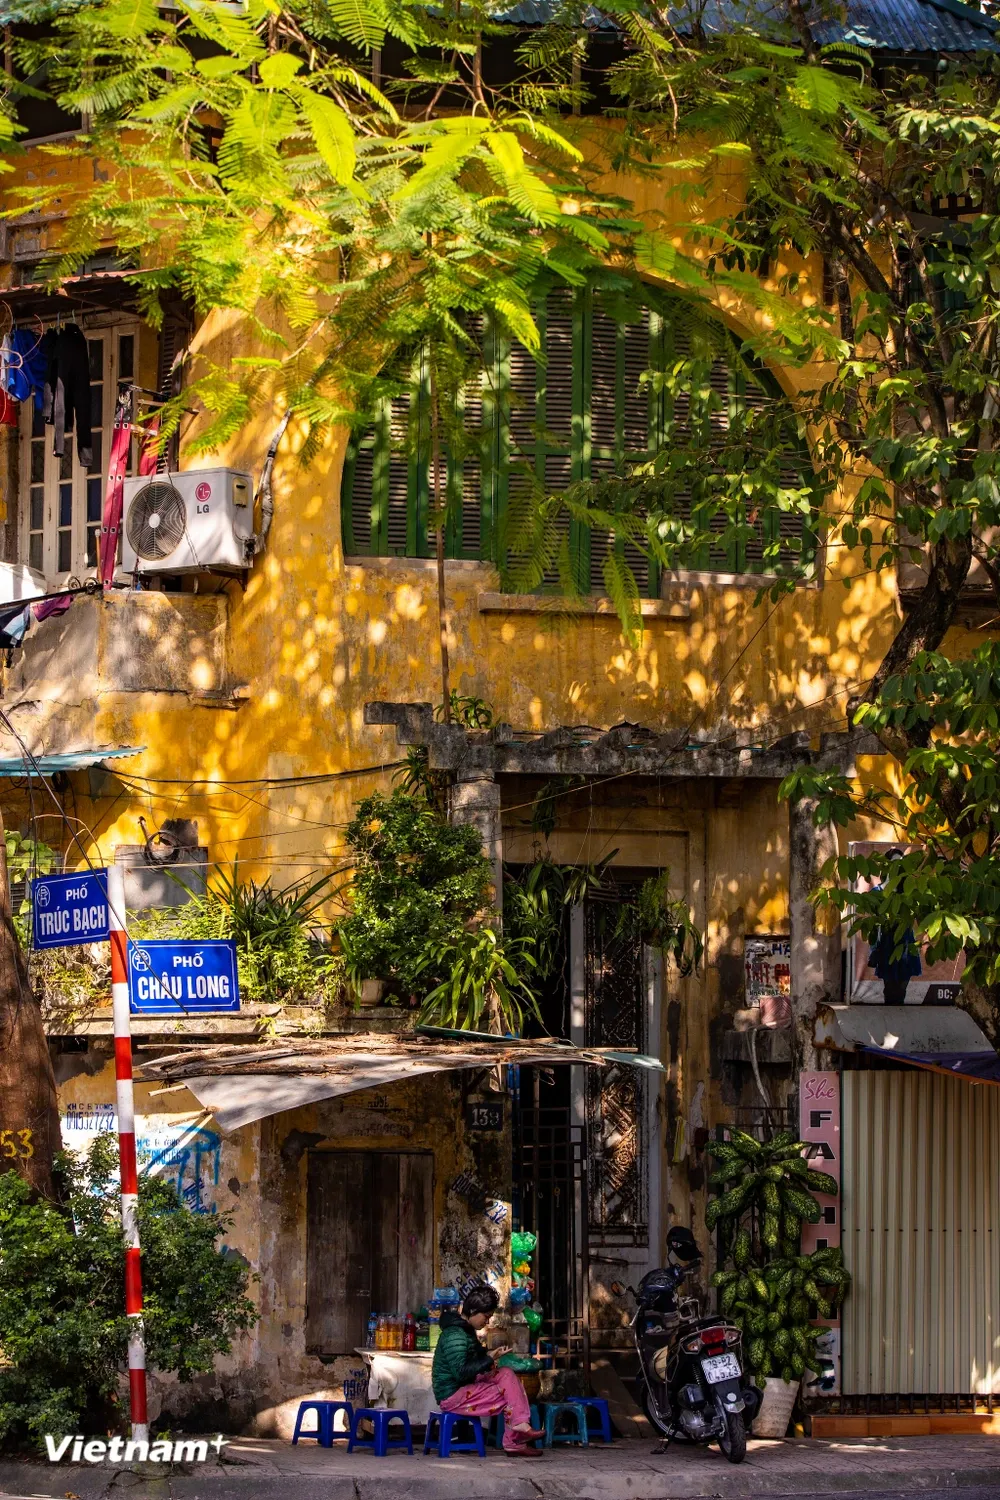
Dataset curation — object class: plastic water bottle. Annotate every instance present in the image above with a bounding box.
[403,1312,416,1350]
[367,1312,378,1348]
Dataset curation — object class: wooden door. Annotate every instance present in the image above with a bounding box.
[305,1151,434,1355]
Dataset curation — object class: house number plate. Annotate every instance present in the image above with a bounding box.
[466,1101,504,1131]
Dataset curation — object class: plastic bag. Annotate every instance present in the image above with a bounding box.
[510,1231,537,1260]
[496,1352,542,1373]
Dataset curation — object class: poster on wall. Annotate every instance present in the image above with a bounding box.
[743,936,791,1027]
[848,841,963,1005]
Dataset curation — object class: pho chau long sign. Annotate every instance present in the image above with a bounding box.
[46,1434,228,1463]
[128,939,240,1014]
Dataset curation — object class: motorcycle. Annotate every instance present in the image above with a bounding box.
[629,1226,762,1464]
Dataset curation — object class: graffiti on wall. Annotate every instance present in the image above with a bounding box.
[61,1109,222,1213]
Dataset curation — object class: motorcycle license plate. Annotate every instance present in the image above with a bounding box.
[702,1353,741,1383]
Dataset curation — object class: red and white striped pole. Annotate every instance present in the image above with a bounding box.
[108,863,148,1441]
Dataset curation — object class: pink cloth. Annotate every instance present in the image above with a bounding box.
[440,1366,533,1452]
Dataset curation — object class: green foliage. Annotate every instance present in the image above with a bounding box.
[416,924,540,1034]
[711,1248,850,1382]
[616,870,704,976]
[781,643,1000,996]
[502,853,613,981]
[437,693,496,729]
[337,788,561,1031]
[5,832,57,948]
[4,831,57,887]
[707,1129,850,1383]
[20,0,635,509]
[336,789,492,1002]
[0,1137,256,1452]
[133,865,339,1007]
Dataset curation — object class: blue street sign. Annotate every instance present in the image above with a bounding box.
[128,939,240,1014]
[32,870,109,949]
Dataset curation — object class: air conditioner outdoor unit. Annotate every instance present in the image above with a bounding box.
[121,468,254,575]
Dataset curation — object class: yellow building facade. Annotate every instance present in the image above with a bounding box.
[2,79,994,1422]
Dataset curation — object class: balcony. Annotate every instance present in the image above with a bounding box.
[3,590,240,709]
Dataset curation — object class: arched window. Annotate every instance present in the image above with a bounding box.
[342,287,814,591]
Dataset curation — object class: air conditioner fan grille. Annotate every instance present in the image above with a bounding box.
[126,481,187,561]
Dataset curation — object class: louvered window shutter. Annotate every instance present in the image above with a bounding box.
[586,296,654,597]
[341,289,814,581]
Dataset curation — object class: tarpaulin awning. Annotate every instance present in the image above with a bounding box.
[816,1004,1000,1086]
[136,1030,665,1132]
[0,746,143,776]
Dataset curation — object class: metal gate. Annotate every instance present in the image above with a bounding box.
[512,1094,590,1373]
[584,898,647,1244]
[842,1069,1000,1395]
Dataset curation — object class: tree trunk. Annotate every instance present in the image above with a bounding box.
[788,792,841,1077]
[954,977,1000,1054]
[0,806,62,1199]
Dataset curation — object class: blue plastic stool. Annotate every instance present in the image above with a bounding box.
[571,1397,613,1443]
[541,1401,589,1447]
[423,1411,486,1457]
[488,1404,543,1450]
[292,1400,354,1446]
[347,1407,413,1456]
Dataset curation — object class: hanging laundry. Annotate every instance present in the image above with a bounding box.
[33,593,73,622]
[100,385,133,587]
[43,324,92,465]
[0,601,31,647]
[5,328,49,410]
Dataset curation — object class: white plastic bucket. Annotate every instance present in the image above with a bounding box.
[752,1376,798,1437]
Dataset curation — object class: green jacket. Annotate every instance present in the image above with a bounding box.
[431,1310,493,1402]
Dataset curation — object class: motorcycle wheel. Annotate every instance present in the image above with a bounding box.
[717,1408,747,1464]
[640,1381,673,1438]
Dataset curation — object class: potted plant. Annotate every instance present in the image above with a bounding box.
[706,1128,850,1437]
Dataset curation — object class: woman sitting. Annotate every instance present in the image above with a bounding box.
[431,1284,545,1456]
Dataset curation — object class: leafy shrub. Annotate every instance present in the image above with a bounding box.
[133,865,339,1007]
[337,790,492,1000]
[0,1138,256,1452]
[706,1128,850,1384]
[415,925,540,1032]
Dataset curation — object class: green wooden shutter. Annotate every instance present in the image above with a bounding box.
[585,293,656,598]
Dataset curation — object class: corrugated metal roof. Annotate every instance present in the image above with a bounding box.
[814,0,999,51]
[495,0,999,49]
[0,746,144,776]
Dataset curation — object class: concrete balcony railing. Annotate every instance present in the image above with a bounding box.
[4,590,240,707]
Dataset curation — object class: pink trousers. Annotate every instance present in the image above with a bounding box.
[440,1366,533,1451]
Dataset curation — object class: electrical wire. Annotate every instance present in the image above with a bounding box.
[0,707,99,873]
[115,761,407,788]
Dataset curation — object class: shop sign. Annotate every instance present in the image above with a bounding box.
[799,1070,840,1252]
[128,939,240,1014]
[465,1100,503,1131]
[800,1070,841,1397]
[31,870,109,949]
